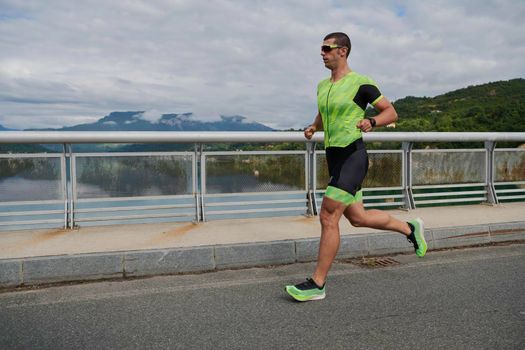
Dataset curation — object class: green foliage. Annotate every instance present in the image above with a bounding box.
[386,78,525,133]
[0,158,60,180]
[365,78,525,149]
[0,144,49,153]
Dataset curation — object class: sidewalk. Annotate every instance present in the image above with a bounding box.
[1,203,524,288]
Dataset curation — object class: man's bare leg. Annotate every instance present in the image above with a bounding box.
[343,201,411,235]
[311,197,347,287]
[285,199,426,301]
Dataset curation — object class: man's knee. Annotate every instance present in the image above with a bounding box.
[319,205,344,228]
[320,208,336,227]
[347,213,366,227]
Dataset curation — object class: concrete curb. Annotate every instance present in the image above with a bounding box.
[1,221,524,288]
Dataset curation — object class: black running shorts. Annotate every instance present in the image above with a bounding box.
[324,138,368,205]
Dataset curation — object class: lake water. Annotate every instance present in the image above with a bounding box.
[0,176,308,231]
[0,177,63,202]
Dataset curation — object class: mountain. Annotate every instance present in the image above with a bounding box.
[18,112,274,152]
[0,125,41,153]
[369,78,525,133]
[0,124,15,131]
[0,125,48,153]
[51,112,274,132]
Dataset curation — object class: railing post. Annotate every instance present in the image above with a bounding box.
[62,144,69,229]
[484,141,498,205]
[306,142,317,216]
[198,144,206,222]
[67,143,76,228]
[192,144,200,222]
[402,141,415,210]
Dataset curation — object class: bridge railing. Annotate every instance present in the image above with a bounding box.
[1,131,524,230]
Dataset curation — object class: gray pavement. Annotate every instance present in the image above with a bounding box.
[1,202,524,287]
[1,244,524,349]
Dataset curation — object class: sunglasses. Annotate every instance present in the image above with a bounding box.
[321,44,346,53]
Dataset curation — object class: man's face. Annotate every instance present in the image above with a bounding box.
[321,38,346,70]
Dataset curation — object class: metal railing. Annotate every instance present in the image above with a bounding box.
[1,131,524,230]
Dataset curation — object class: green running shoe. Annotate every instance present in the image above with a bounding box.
[285,278,326,302]
[407,218,427,257]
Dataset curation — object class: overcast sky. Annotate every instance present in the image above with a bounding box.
[1,0,524,130]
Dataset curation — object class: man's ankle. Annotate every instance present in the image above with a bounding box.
[311,275,325,288]
[405,222,415,236]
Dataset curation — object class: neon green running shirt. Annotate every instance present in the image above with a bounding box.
[317,71,384,148]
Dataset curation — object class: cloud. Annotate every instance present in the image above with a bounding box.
[134,110,164,123]
[0,0,523,129]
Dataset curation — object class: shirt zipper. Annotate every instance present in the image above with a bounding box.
[326,83,334,145]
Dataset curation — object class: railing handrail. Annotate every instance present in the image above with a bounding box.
[1,131,525,144]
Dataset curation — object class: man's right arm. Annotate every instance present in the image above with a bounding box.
[304,111,323,140]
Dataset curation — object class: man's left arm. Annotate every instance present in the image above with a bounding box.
[357,97,398,132]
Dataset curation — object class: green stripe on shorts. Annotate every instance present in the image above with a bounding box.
[324,186,363,206]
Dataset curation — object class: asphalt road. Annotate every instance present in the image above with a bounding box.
[1,244,524,350]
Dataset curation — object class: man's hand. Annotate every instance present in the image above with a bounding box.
[304,125,316,140]
[356,119,374,133]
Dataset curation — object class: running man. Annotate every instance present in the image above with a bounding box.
[285,32,426,302]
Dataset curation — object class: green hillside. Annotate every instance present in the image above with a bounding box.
[0,144,50,153]
[374,78,525,132]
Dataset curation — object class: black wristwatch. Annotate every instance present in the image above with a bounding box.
[366,117,377,127]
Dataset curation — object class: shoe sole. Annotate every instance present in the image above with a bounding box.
[285,287,326,302]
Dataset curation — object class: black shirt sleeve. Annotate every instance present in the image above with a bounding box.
[353,84,382,110]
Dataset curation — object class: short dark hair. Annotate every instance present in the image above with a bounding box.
[324,32,351,57]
